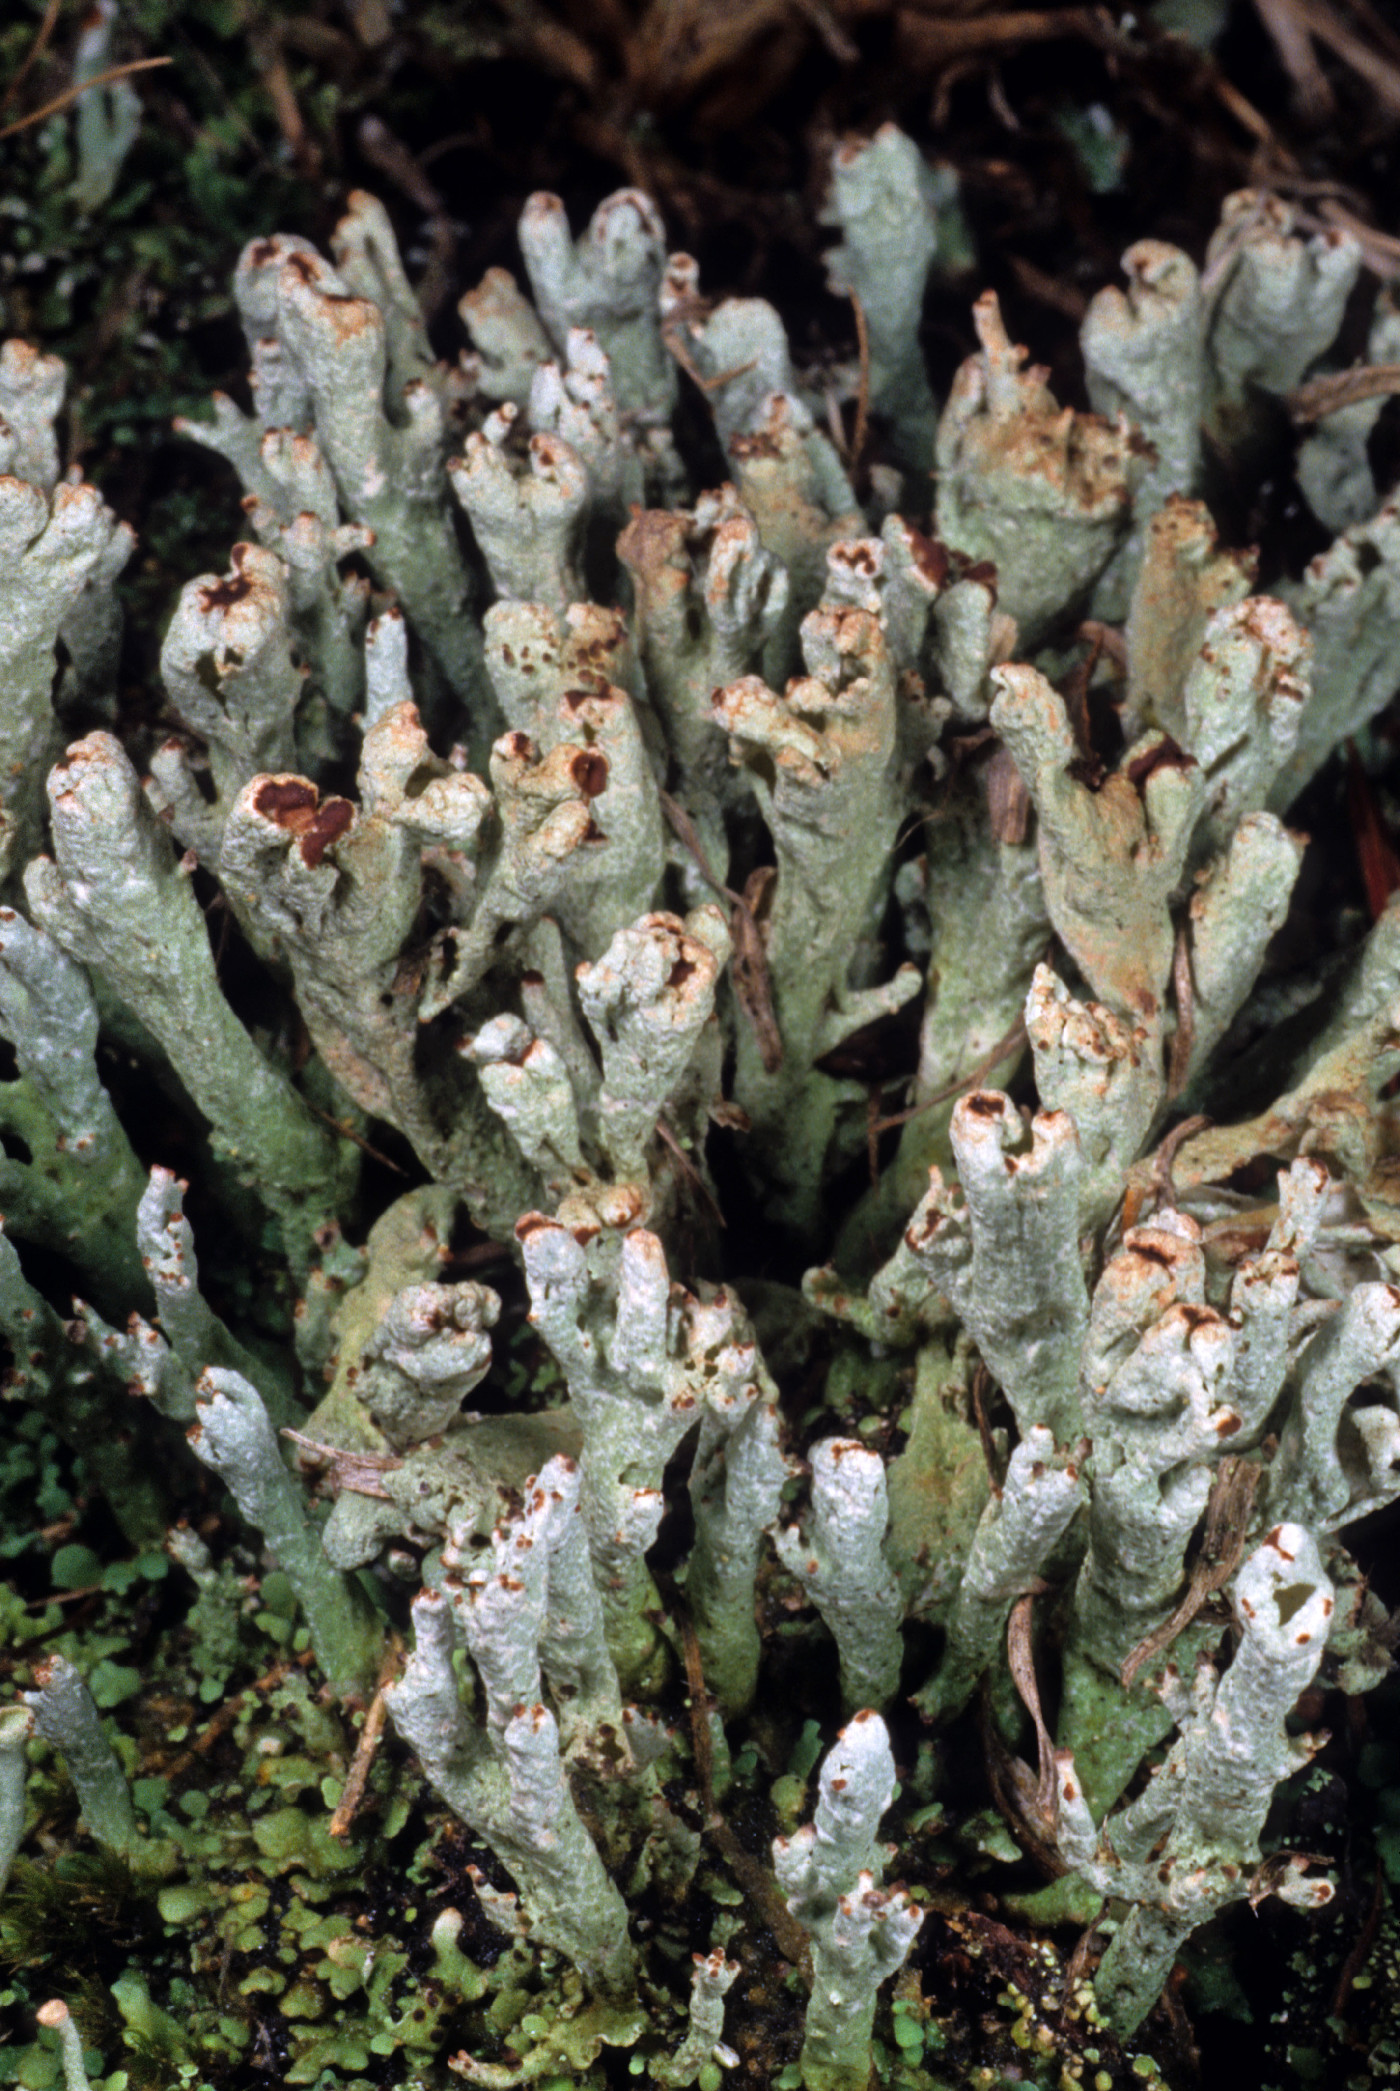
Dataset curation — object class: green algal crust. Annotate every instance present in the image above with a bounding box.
[165,1522,247,1697]
[774,1712,923,2091]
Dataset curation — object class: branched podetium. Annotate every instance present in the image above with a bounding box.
[3,126,1400,2089]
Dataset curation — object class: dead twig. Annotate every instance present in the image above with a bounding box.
[655,1113,726,1228]
[692,352,761,395]
[659,788,784,1072]
[1076,620,1129,676]
[1006,252,1088,325]
[660,288,760,401]
[985,744,1031,845]
[849,290,870,476]
[1306,199,1400,280]
[281,1430,403,1500]
[1007,1592,1058,1822]
[157,1648,315,1781]
[1119,1110,1213,1235]
[1332,1860,1387,2018]
[356,114,458,324]
[1203,63,1294,159]
[307,1106,408,1175]
[1296,0,1400,118]
[866,1085,884,1189]
[1252,0,1335,122]
[329,1644,402,1838]
[1288,363,1400,424]
[1,0,63,115]
[1343,0,1400,70]
[979,1662,1067,1878]
[677,1607,812,1977]
[1153,1110,1212,1209]
[1120,1457,1262,1689]
[1064,1901,1110,1990]
[1165,924,1196,1103]
[442,1239,514,1273]
[895,6,1112,64]
[25,1581,101,1610]
[1157,1967,1202,2072]
[248,22,317,177]
[869,1015,1027,1136]
[0,55,172,140]
[1346,738,1400,922]
[787,0,859,64]
[970,1362,1004,1499]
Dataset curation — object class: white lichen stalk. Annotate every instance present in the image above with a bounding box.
[775,1713,923,2091]
[10,116,1400,2084]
